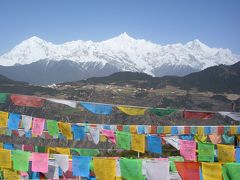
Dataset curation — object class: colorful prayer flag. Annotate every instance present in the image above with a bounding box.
[116,131,131,150]
[31,152,49,173]
[12,150,31,171]
[80,102,112,115]
[117,106,146,115]
[120,158,144,180]
[72,156,91,177]
[93,157,116,180]
[58,122,73,140]
[217,144,235,162]
[147,135,162,154]
[131,134,145,153]
[10,94,44,107]
[198,142,214,162]
[202,162,222,180]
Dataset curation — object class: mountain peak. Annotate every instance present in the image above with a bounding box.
[25,36,46,43]
[185,39,208,49]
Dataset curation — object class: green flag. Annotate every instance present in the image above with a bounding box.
[169,156,184,172]
[116,131,131,150]
[149,108,176,117]
[72,148,100,156]
[0,93,7,103]
[12,150,31,171]
[223,163,240,180]
[120,158,145,180]
[47,120,59,137]
[198,142,215,162]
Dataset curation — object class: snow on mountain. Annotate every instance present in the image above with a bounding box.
[0,32,239,76]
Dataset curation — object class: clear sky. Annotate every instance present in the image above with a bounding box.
[0,0,240,54]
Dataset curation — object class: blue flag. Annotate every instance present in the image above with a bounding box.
[4,143,14,150]
[236,147,240,163]
[7,113,21,130]
[72,156,91,177]
[147,135,162,154]
[80,102,112,115]
[171,126,178,134]
[204,126,211,135]
[72,125,85,141]
[179,135,194,140]
[137,125,145,134]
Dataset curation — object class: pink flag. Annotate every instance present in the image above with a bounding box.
[32,118,45,136]
[10,94,44,107]
[179,140,196,161]
[31,152,48,173]
[101,129,116,144]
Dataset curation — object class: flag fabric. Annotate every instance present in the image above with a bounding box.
[89,126,100,144]
[10,94,44,107]
[149,108,176,117]
[32,118,45,136]
[183,111,214,120]
[116,131,131,150]
[0,111,8,127]
[21,115,32,132]
[0,93,8,103]
[198,142,214,162]
[223,163,240,180]
[47,98,77,108]
[147,135,162,154]
[222,134,235,144]
[93,157,116,180]
[0,149,12,168]
[209,134,222,144]
[236,147,240,163]
[3,169,20,180]
[179,140,196,161]
[102,129,116,144]
[202,162,222,180]
[80,102,112,115]
[46,120,59,137]
[131,134,145,153]
[175,162,200,180]
[169,156,184,172]
[53,154,69,172]
[217,144,235,162]
[72,156,91,177]
[117,106,146,115]
[7,113,21,130]
[71,125,85,141]
[12,150,31,171]
[120,158,144,180]
[72,148,100,156]
[31,152,49,173]
[58,122,73,140]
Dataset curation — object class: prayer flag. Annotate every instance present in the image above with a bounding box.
[179,140,196,161]
[183,111,214,120]
[72,148,100,156]
[10,94,44,107]
[53,154,69,172]
[120,158,144,180]
[0,93,8,103]
[72,156,91,177]
[147,135,162,154]
[223,163,240,180]
[93,157,116,180]
[46,120,59,137]
[116,131,131,150]
[202,162,222,180]
[58,122,73,140]
[31,152,49,173]
[72,124,85,141]
[198,142,214,162]
[21,115,32,132]
[102,129,116,144]
[0,111,8,127]
[175,162,200,180]
[12,150,31,171]
[217,144,235,162]
[80,102,112,115]
[149,108,176,117]
[131,134,145,153]
[117,106,146,115]
[0,149,11,168]
[7,113,21,130]
[209,134,222,144]
[32,118,45,136]
[3,169,20,180]
[169,156,184,172]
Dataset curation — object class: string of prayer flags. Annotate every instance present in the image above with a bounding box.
[53,154,69,172]
[72,156,91,177]
[143,159,169,180]
[71,125,85,141]
[58,122,73,140]
[0,149,12,168]
[147,135,162,154]
[131,134,145,153]
[117,106,146,116]
[179,140,196,161]
[0,93,8,103]
[197,142,215,162]
[116,131,131,150]
[32,118,45,136]
[47,98,77,108]
[223,163,240,180]
[46,120,59,137]
[217,144,235,162]
[71,148,100,156]
[93,157,116,180]
[175,162,200,180]
[169,156,184,172]
[10,94,44,108]
[202,162,222,180]
[0,111,8,127]
[7,113,21,130]
[12,150,31,171]
[209,134,222,144]
[101,129,116,144]
[120,158,144,180]
[149,108,176,117]
[183,110,215,120]
[89,126,100,144]
[21,115,32,132]
[80,102,112,115]
[31,152,49,173]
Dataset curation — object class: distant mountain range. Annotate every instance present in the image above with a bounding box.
[0,61,240,94]
[0,33,239,85]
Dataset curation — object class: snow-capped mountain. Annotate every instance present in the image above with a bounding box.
[0,32,239,84]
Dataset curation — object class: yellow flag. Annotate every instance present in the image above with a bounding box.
[3,169,20,180]
[100,134,107,142]
[229,126,237,135]
[217,144,235,162]
[197,126,204,136]
[0,111,8,127]
[58,122,73,140]
[130,125,137,133]
[93,158,116,180]
[117,106,146,116]
[131,134,145,153]
[0,149,12,168]
[194,135,207,142]
[202,162,222,180]
[47,147,71,155]
[163,126,171,134]
[0,143,3,149]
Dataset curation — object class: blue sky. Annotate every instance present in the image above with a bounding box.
[0,0,240,54]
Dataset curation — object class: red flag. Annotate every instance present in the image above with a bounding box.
[175,162,200,180]
[11,94,44,107]
[150,125,157,134]
[183,111,214,120]
[184,126,191,134]
[218,126,224,135]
